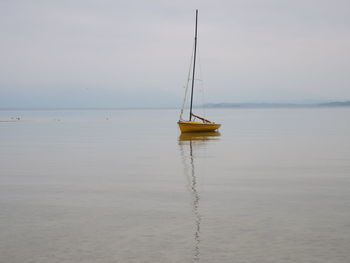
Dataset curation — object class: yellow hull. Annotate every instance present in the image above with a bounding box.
[178,121,221,133]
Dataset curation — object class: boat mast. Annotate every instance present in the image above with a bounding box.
[189,9,198,121]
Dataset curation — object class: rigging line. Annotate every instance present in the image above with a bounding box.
[197,46,206,118]
[180,41,195,120]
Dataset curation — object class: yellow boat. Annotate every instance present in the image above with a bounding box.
[178,121,221,133]
[177,10,221,133]
[178,114,220,132]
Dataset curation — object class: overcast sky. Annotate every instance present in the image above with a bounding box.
[1,0,350,108]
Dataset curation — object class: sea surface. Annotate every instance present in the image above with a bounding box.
[1,108,350,263]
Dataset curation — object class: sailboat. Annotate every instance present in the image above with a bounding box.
[178,9,221,133]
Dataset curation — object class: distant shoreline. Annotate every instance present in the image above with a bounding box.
[203,101,350,109]
[0,101,349,111]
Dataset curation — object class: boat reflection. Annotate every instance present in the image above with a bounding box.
[178,132,220,261]
[179,131,221,142]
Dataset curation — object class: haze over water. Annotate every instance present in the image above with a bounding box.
[1,108,350,263]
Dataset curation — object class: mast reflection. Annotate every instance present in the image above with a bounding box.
[178,132,220,262]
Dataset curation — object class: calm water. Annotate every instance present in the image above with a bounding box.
[1,108,350,263]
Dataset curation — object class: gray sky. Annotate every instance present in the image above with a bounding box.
[1,0,350,108]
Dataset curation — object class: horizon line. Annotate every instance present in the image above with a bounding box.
[1,101,350,111]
